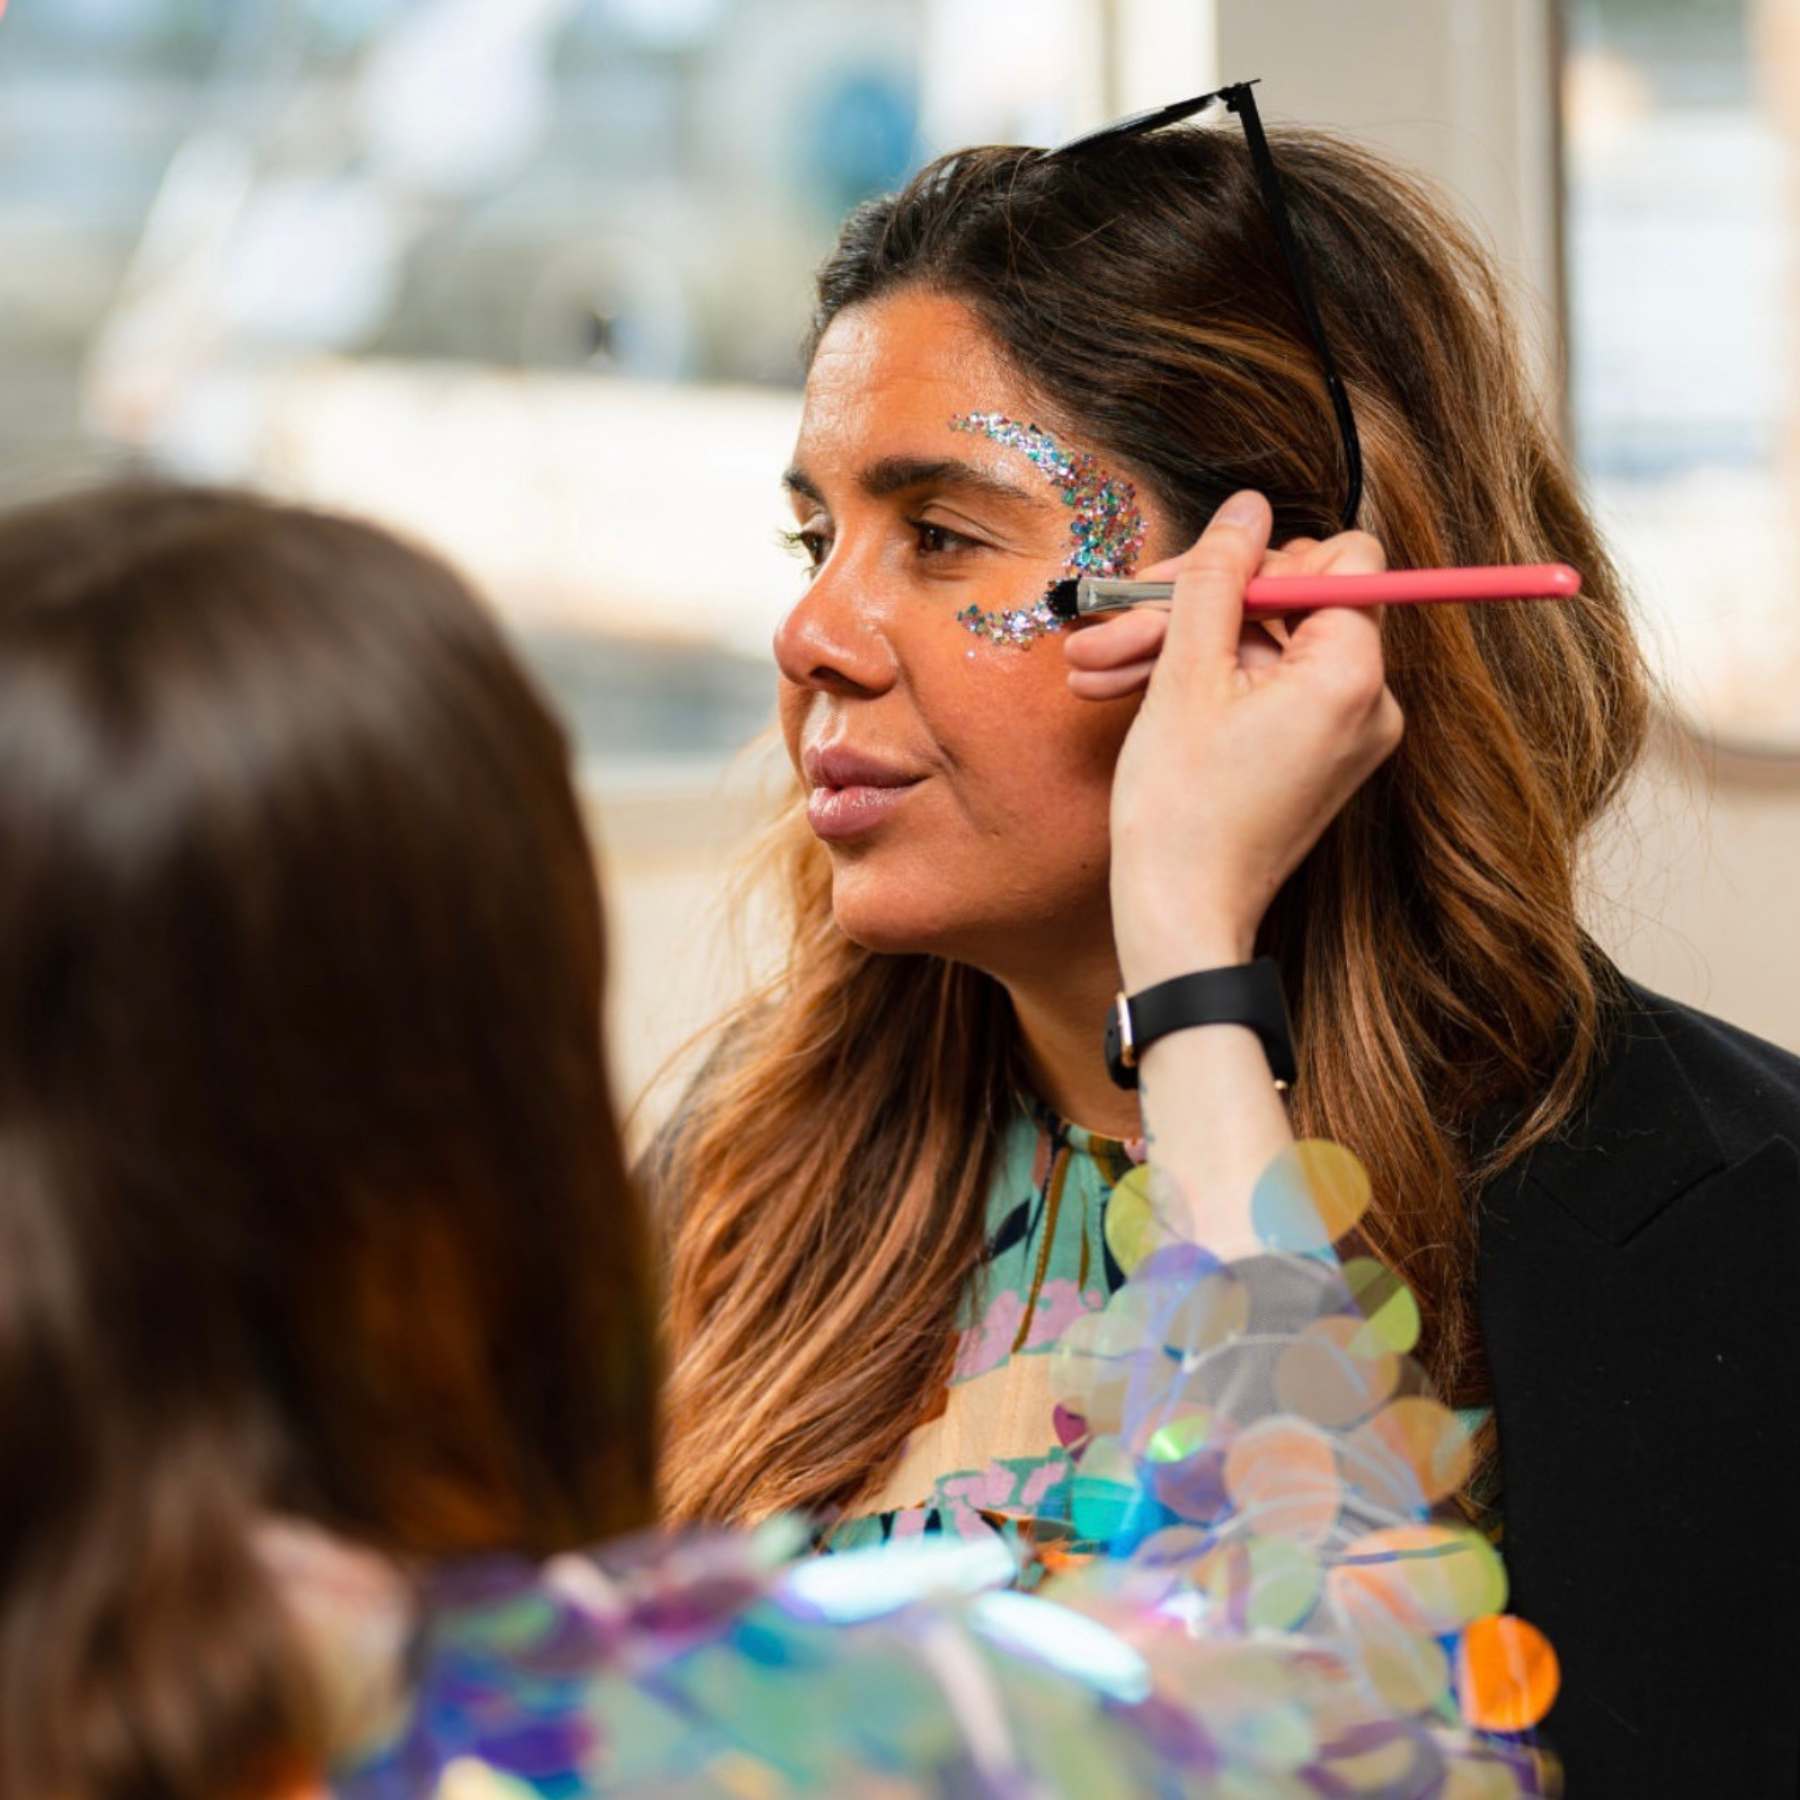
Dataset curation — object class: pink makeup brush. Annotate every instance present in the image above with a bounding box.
[1045,563,1581,620]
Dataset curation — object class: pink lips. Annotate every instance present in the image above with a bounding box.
[802,743,925,841]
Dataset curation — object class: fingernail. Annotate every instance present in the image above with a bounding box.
[1214,493,1262,530]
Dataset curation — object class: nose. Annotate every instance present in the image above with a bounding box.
[771,554,901,698]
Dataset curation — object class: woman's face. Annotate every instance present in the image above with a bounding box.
[775,288,1178,984]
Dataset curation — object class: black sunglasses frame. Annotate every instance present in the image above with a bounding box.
[1045,81,1365,533]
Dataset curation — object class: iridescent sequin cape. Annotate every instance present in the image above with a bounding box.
[328,1141,1557,1798]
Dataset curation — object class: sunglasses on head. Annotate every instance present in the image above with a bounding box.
[1044,81,1364,533]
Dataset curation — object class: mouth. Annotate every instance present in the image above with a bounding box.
[801,743,926,841]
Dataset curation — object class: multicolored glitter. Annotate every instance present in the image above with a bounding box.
[950,412,1147,647]
[954,596,1064,648]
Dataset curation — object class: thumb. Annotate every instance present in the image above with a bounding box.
[1151,492,1273,677]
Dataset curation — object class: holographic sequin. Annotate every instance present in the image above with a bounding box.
[950,412,1146,647]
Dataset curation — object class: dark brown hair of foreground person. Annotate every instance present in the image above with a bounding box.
[0,487,658,1800]
[659,126,1652,1526]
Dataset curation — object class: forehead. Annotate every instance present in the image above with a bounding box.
[799,290,1041,456]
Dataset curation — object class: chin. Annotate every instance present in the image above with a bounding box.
[822,848,1108,978]
[830,901,958,960]
[826,865,975,960]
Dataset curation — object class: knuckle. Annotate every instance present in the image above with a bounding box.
[1336,530,1388,572]
[1376,694,1405,754]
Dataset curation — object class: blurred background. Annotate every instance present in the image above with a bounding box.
[2,0,1797,1125]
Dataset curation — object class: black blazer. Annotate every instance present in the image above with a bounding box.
[1479,984,1800,1799]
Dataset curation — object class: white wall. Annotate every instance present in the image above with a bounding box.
[1217,0,1563,348]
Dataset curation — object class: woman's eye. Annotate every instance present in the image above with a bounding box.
[779,526,830,572]
[913,521,979,558]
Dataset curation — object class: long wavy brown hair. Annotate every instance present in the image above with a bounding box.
[658,125,1651,1526]
[0,486,659,1799]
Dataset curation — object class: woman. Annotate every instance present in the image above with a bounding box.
[0,481,1548,1798]
[655,104,1800,1800]
[0,484,658,1797]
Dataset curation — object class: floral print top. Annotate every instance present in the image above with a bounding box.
[822,1105,1497,1553]
[823,1106,1143,1550]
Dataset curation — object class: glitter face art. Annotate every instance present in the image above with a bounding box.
[949,413,1146,647]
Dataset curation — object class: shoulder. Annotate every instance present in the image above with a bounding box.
[1479,976,1800,1246]
[1601,980,1800,1156]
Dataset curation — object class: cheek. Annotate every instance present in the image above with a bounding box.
[1026,691,1137,845]
[936,648,1138,838]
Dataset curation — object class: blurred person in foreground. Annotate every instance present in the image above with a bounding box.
[652,91,1800,1800]
[0,483,1554,1799]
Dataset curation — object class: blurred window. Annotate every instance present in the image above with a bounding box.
[0,0,1147,780]
[1565,0,1800,750]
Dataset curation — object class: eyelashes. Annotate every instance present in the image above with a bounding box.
[778,526,827,572]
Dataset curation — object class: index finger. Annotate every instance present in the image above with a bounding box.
[1252,528,1390,632]
[1149,491,1274,678]
[1273,527,1387,579]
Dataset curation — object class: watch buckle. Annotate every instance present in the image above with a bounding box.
[1114,990,1136,1070]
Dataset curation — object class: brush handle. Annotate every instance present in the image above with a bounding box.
[1065,563,1581,617]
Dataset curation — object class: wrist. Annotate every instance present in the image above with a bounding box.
[1117,926,1259,993]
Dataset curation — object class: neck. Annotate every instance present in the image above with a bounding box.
[1000,941,1143,1141]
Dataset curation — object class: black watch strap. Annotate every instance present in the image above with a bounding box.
[1105,957,1297,1091]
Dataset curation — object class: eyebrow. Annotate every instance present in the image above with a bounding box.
[783,456,1053,511]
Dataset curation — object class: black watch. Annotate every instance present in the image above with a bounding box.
[1104,957,1297,1091]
